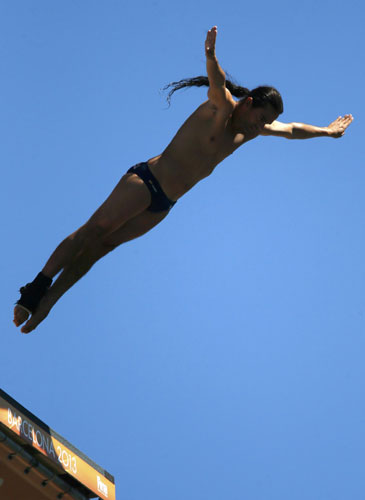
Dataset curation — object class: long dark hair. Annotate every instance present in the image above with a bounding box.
[163,75,283,114]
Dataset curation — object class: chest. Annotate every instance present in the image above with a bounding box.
[205,127,246,159]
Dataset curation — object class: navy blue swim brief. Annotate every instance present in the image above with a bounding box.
[127,162,176,212]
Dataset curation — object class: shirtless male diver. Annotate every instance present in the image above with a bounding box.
[13,26,353,334]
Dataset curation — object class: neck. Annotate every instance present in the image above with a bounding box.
[231,105,247,134]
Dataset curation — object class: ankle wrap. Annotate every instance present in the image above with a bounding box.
[16,272,53,313]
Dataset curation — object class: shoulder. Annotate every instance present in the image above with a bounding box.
[198,98,237,121]
[207,85,236,113]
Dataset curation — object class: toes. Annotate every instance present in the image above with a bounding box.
[13,305,30,327]
[16,293,55,333]
[20,307,50,334]
[21,317,39,334]
[21,317,38,334]
[21,323,37,334]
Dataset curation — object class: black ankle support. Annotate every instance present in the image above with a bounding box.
[16,272,53,313]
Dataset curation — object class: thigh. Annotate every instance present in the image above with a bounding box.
[102,209,170,248]
[87,173,152,234]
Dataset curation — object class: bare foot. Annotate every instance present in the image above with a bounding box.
[20,295,55,334]
[13,305,30,327]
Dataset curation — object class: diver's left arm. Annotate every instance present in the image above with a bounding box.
[261,114,353,139]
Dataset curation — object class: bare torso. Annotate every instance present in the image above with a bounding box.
[148,100,256,201]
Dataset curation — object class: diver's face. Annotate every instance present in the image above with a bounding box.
[249,104,278,132]
[237,98,278,134]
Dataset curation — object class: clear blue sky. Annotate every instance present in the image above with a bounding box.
[2,1,364,499]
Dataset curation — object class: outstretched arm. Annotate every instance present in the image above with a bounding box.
[261,114,353,139]
[205,26,235,109]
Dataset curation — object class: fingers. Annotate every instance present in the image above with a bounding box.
[206,27,217,45]
[205,26,217,56]
[207,26,217,35]
[340,114,354,130]
[329,114,354,138]
[344,114,353,125]
[336,114,353,125]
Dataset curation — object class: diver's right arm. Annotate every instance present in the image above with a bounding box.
[205,27,235,109]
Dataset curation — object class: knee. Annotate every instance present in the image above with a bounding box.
[79,240,115,267]
[99,239,117,256]
[85,231,116,257]
[75,222,109,249]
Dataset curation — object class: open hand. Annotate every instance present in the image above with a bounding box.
[327,114,353,138]
[205,26,217,58]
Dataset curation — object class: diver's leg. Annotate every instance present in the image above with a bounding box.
[14,172,151,328]
[20,209,169,333]
[42,172,152,278]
